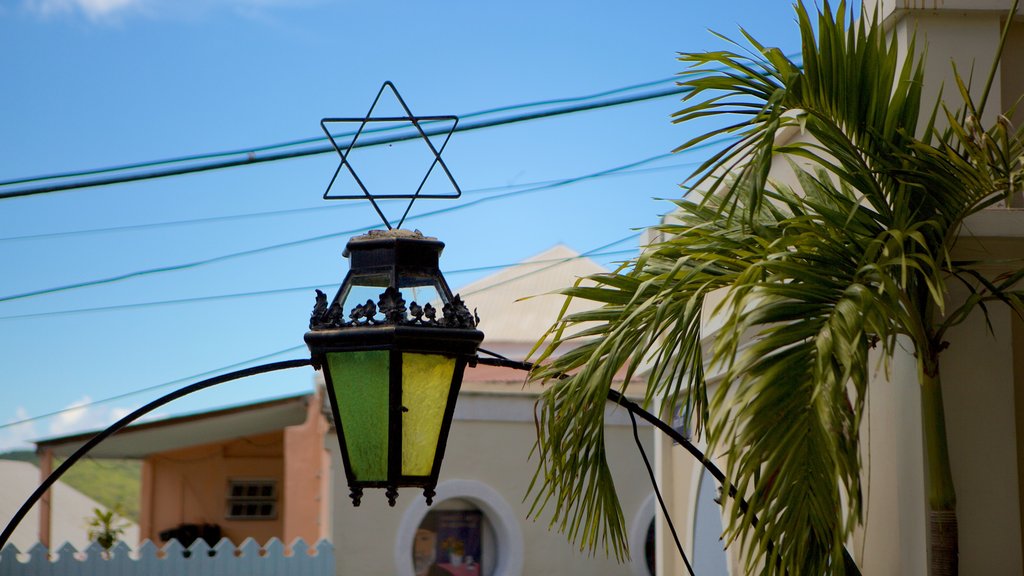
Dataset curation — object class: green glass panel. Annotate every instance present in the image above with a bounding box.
[401,353,456,476]
[328,351,389,482]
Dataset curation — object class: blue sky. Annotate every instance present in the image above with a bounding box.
[0,0,804,450]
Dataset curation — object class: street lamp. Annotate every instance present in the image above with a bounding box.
[302,82,484,508]
[304,229,482,507]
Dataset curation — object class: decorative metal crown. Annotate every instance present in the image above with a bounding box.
[309,287,478,331]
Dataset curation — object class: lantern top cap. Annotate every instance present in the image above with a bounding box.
[343,229,443,259]
[350,228,437,242]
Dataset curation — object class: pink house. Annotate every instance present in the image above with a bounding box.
[34,391,332,548]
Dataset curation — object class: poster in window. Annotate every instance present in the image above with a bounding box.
[413,510,483,576]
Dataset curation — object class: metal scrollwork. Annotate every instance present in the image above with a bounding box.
[349,300,378,325]
[309,288,479,330]
[310,289,329,329]
[310,289,347,330]
[378,287,407,323]
[442,294,479,329]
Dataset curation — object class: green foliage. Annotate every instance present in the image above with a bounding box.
[86,505,129,550]
[61,458,141,521]
[528,1,1023,574]
[0,450,37,463]
[0,451,140,521]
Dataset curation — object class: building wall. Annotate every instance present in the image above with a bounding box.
[139,431,285,544]
[282,389,332,544]
[942,293,1023,573]
[329,392,658,576]
[656,3,1024,573]
[865,4,1024,573]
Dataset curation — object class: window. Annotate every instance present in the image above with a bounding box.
[631,493,657,576]
[396,480,523,576]
[413,504,490,576]
[225,479,277,520]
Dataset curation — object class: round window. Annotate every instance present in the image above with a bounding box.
[395,480,523,576]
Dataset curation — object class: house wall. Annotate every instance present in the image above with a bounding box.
[864,5,1024,573]
[139,431,285,544]
[329,392,658,576]
[283,388,332,544]
[942,293,1023,573]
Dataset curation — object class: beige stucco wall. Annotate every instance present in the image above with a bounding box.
[942,292,1023,572]
[330,392,657,576]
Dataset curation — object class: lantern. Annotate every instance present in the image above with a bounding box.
[305,228,483,506]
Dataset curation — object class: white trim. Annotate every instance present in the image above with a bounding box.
[454,392,644,426]
[394,479,524,576]
[629,492,657,576]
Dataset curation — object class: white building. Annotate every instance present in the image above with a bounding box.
[655,2,1024,574]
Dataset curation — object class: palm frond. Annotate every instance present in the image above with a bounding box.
[527,0,1024,572]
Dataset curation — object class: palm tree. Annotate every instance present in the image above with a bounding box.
[527,1,1023,574]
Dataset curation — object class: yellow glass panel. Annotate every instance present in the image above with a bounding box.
[401,353,456,476]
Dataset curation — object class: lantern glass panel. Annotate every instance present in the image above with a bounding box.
[328,350,390,481]
[340,274,390,320]
[401,353,456,476]
[398,274,444,310]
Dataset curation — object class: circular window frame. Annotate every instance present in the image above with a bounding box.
[629,492,657,576]
[394,479,524,576]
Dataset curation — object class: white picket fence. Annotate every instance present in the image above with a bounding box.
[0,537,334,576]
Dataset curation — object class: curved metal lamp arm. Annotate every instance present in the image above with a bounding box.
[0,358,311,550]
[475,353,861,575]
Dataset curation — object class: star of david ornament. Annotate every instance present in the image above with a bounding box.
[320,81,462,229]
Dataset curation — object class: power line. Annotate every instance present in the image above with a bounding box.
[0,75,684,190]
[0,84,695,200]
[0,235,640,432]
[0,344,308,433]
[0,155,712,244]
[0,53,804,200]
[0,151,673,304]
[0,247,638,321]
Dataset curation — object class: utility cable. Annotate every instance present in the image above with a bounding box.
[1,52,801,193]
[0,151,668,304]
[0,75,686,190]
[0,235,638,427]
[0,150,718,244]
[0,53,802,199]
[0,247,637,322]
[0,85,695,200]
[0,359,312,552]
[0,344,307,432]
[473,348,697,574]
[629,408,695,576]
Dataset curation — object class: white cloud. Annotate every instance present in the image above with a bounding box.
[0,401,140,453]
[0,407,40,452]
[23,0,144,21]
[110,407,131,421]
[47,396,133,438]
[22,0,318,22]
[49,396,92,436]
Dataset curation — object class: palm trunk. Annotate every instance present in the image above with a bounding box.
[920,361,958,576]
